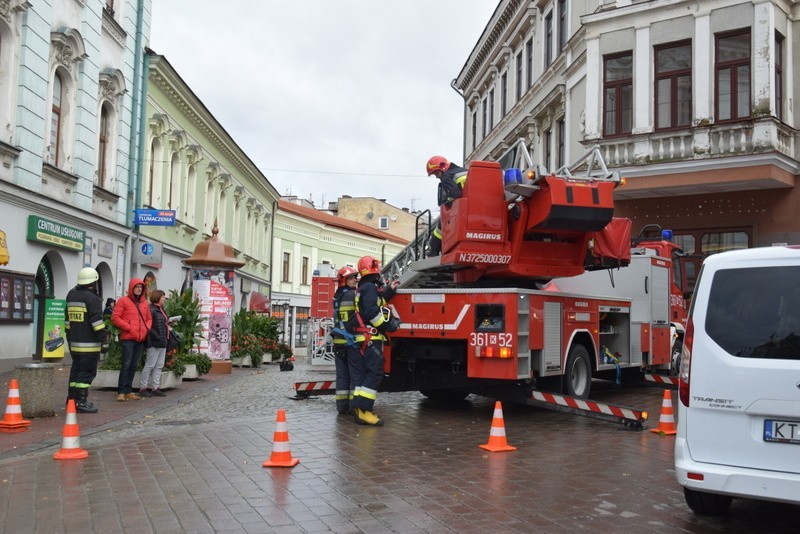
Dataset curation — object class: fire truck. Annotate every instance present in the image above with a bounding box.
[377,144,693,403]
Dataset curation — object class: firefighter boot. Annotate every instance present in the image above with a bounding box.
[75,388,98,414]
[354,408,384,426]
[65,386,78,407]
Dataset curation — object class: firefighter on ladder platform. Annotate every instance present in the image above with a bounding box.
[330,266,359,415]
[347,256,400,426]
[426,155,467,256]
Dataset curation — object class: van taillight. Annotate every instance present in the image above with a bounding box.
[679,317,693,406]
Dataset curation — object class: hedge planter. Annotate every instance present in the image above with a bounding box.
[182,364,199,380]
[231,355,253,368]
[93,369,182,390]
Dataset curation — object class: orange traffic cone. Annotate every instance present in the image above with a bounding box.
[479,401,517,452]
[263,409,300,467]
[0,379,31,433]
[650,389,677,435]
[53,400,89,460]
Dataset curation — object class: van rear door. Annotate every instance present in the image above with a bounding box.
[687,259,800,474]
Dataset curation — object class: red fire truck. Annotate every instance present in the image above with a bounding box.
[378,145,693,402]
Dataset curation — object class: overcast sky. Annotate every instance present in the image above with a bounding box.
[149,1,497,215]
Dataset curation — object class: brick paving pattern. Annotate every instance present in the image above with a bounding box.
[0,358,796,532]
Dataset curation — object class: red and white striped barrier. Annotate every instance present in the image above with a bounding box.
[641,373,679,387]
[529,390,647,429]
[291,380,336,399]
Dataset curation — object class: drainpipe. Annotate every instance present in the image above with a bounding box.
[127,0,147,279]
[450,78,467,162]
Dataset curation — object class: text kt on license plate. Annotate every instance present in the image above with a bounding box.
[763,419,800,444]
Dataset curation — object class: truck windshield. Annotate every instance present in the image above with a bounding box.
[705,266,800,360]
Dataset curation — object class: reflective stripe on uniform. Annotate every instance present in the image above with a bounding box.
[69,341,102,352]
[353,386,378,401]
[432,227,442,239]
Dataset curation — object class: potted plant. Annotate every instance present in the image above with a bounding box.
[231,332,260,367]
[232,310,281,366]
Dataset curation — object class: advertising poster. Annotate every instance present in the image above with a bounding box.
[12,278,22,319]
[43,299,66,358]
[0,277,9,319]
[193,268,234,360]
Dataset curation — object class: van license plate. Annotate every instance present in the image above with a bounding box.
[763,419,800,444]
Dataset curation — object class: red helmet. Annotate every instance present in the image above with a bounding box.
[357,256,381,277]
[336,266,358,287]
[426,155,449,176]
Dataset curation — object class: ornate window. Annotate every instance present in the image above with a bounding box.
[775,33,783,122]
[48,29,87,170]
[49,73,63,165]
[603,52,633,136]
[97,104,110,187]
[655,41,692,130]
[715,29,751,122]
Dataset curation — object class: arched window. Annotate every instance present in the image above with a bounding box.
[148,138,162,207]
[50,73,63,165]
[186,164,196,224]
[97,103,111,187]
[205,181,215,233]
[168,152,179,211]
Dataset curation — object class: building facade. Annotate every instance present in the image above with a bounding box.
[456,0,799,274]
[138,53,280,310]
[273,199,407,349]
[325,196,426,242]
[0,0,150,361]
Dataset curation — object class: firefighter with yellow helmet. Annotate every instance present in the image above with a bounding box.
[426,155,467,255]
[346,256,400,426]
[64,267,108,413]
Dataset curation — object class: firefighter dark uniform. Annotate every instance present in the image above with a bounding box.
[348,256,399,426]
[331,266,358,415]
[426,156,467,256]
[65,267,107,413]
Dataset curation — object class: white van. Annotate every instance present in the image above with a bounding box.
[675,246,800,515]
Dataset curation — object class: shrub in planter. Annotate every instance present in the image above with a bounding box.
[178,351,212,375]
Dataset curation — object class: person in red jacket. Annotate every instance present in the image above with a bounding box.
[111,278,152,401]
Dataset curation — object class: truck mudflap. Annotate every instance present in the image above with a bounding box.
[527,390,648,430]
[641,372,679,388]
[290,380,335,400]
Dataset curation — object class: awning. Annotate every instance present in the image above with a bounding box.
[248,291,270,313]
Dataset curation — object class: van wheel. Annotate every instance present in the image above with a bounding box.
[683,487,732,515]
[564,345,592,399]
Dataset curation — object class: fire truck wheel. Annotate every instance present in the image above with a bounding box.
[564,345,592,399]
[670,339,683,376]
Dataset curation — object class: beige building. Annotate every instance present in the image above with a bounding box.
[456,0,800,280]
[325,196,427,242]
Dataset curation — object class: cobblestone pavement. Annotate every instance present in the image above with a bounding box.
[0,359,796,533]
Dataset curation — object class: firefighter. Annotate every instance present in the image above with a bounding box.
[330,265,359,415]
[348,256,400,426]
[426,155,467,256]
[64,267,108,413]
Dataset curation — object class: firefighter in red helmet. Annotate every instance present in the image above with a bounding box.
[330,265,359,415]
[426,156,467,256]
[345,256,400,425]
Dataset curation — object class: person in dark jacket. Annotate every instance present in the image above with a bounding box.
[331,266,358,415]
[347,256,399,426]
[425,156,467,256]
[65,267,108,413]
[102,298,115,321]
[139,290,169,397]
[111,278,151,401]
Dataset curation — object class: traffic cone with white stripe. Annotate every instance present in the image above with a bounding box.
[53,400,88,460]
[263,409,300,467]
[0,379,31,433]
[650,389,677,435]
[479,401,517,452]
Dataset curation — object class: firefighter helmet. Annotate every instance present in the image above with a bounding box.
[426,155,449,176]
[77,267,99,286]
[336,266,358,287]
[357,256,381,277]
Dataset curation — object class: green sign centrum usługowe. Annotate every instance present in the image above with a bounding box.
[26,216,85,252]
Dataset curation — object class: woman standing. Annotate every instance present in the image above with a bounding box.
[111,279,151,401]
[140,290,169,397]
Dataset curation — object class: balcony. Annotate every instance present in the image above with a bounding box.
[594,118,799,199]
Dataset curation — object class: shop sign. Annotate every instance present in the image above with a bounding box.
[26,216,85,251]
[134,209,176,226]
[42,299,66,359]
[132,239,163,264]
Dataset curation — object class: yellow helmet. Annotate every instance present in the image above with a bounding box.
[77,267,99,286]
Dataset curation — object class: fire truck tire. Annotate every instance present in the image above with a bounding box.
[420,389,469,402]
[670,339,683,376]
[564,345,592,399]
